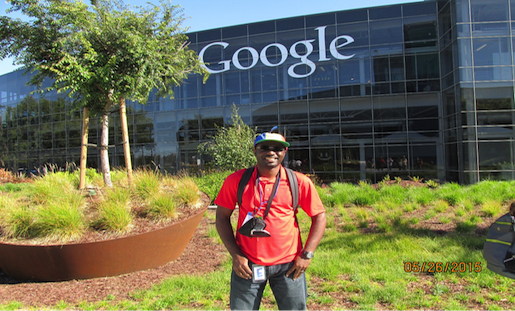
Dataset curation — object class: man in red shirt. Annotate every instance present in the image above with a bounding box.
[215,130,326,310]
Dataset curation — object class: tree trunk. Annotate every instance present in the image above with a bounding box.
[119,97,133,186]
[100,106,113,187]
[78,107,90,190]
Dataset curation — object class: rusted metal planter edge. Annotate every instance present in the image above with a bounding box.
[0,206,208,282]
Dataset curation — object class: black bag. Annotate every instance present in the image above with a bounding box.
[483,213,515,279]
[238,217,271,237]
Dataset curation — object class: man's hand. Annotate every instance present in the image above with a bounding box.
[216,206,253,280]
[233,253,252,279]
[286,256,311,280]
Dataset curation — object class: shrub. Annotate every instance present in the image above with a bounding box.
[32,192,86,242]
[133,169,160,200]
[93,187,133,232]
[0,196,34,238]
[175,177,201,206]
[481,200,503,217]
[193,171,231,203]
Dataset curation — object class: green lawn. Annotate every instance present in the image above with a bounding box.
[2,178,515,310]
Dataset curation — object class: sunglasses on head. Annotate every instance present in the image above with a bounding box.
[256,144,285,152]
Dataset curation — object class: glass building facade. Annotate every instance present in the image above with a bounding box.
[1,0,515,184]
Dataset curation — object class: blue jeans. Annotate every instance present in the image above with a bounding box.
[230,261,307,310]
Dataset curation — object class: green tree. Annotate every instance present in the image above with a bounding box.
[198,105,257,172]
[0,0,208,187]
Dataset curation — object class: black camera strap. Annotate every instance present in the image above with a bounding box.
[256,170,281,220]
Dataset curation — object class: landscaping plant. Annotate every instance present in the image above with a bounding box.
[0,168,204,243]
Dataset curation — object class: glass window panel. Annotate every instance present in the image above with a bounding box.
[338,58,371,85]
[222,25,247,39]
[310,87,337,99]
[341,147,361,172]
[457,24,471,38]
[456,0,471,23]
[224,72,241,94]
[225,94,241,106]
[410,145,438,170]
[342,97,372,120]
[250,69,262,92]
[263,91,278,103]
[249,21,275,35]
[403,2,436,16]
[200,96,218,108]
[200,76,220,97]
[390,56,405,81]
[474,67,513,81]
[200,113,224,140]
[339,85,368,97]
[311,147,340,173]
[473,37,511,66]
[249,33,276,53]
[252,103,278,128]
[306,13,335,27]
[337,9,368,24]
[337,22,369,47]
[370,19,403,45]
[472,22,510,36]
[373,57,389,82]
[403,18,437,42]
[262,68,278,91]
[371,44,403,57]
[458,38,473,67]
[373,95,406,120]
[310,99,339,123]
[479,141,512,170]
[477,112,515,125]
[287,147,309,172]
[476,86,514,110]
[280,101,308,125]
[369,6,401,20]
[251,92,262,104]
[391,82,406,93]
[373,82,390,95]
[310,63,336,87]
[277,16,304,31]
[198,29,221,43]
[417,53,440,79]
[471,0,509,22]
[341,121,373,137]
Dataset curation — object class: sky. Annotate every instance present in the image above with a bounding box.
[0,0,421,76]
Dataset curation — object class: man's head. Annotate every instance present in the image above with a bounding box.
[253,131,289,170]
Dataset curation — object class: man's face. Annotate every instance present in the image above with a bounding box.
[254,142,287,169]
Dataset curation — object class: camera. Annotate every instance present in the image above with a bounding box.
[238,216,271,237]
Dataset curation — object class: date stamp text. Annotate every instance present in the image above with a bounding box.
[404,261,482,273]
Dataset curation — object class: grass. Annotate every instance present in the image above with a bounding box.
[0,168,203,243]
[2,176,515,309]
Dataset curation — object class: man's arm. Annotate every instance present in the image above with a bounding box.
[216,206,253,279]
[286,212,327,280]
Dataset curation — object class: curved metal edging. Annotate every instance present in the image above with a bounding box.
[0,206,207,282]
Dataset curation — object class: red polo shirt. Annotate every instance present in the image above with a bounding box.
[214,166,325,266]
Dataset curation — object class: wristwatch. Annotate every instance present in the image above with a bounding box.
[300,250,314,259]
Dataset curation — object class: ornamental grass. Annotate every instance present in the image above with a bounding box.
[0,167,203,244]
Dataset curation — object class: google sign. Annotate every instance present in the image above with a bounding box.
[199,26,355,79]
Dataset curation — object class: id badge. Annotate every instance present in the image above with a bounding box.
[252,265,266,283]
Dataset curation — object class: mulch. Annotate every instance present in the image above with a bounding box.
[0,212,227,308]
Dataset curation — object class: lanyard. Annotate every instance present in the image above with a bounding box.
[253,170,281,220]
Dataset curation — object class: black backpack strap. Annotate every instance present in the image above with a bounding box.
[285,167,299,211]
[237,166,299,211]
[237,166,255,207]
